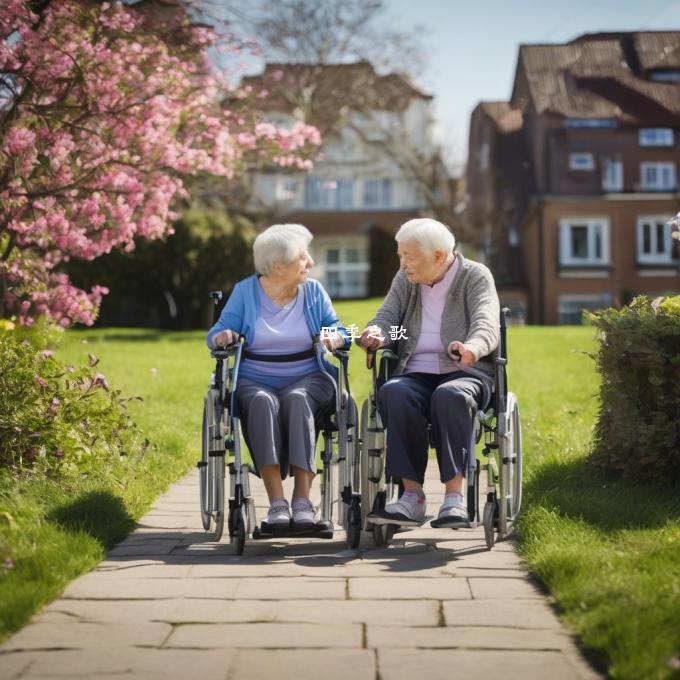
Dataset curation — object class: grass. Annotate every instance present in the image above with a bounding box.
[0,302,678,679]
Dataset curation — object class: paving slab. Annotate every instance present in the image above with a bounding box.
[377,648,599,680]
[0,466,600,680]
[229,649,375,680]
[366,624,573,650]
[442,598,564,628]
[349,576,471,599]
[0,648,236,679]
[165,622,361,648]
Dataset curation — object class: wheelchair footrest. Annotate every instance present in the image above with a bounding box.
[252,519,334,540]
[367,512,433,528]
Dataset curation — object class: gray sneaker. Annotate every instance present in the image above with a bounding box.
[431,495,469,528]
[292,498,316,527]
[266,499,291,526]
[369,491,426,526]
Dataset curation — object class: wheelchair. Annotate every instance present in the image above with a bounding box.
[358,308,522,550]
[198,291,362,555]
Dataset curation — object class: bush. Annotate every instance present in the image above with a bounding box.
[66,207,256,329]
[0,325,144,475]
[587,295,680,484]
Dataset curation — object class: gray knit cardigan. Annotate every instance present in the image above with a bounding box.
[367,253,500,378]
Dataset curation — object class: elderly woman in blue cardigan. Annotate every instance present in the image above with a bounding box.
[207,224,349,529]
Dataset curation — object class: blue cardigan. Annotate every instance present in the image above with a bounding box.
[206,274,350,352]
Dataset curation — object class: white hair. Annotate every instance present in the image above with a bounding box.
[253,223,313,276]
[395,218,456,254]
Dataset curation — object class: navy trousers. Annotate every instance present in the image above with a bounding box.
[377,371,489,484]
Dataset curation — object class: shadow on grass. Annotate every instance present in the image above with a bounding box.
[49,490,136,549]
[524,455,680,531]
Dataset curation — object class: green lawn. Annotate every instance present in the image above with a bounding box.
[1,302,678,679]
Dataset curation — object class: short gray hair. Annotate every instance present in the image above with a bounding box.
[395,218,456,254]
[253,223,313,276]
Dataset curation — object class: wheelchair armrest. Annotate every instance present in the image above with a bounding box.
[210,340,241,360]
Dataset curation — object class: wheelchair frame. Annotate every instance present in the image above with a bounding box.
[359,308,522,549]
[198,291,361,554]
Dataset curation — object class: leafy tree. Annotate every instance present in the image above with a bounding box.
[0,0,320,326]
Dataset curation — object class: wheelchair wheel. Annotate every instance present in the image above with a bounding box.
[360,398,385,534]
[346,499,362,549]
[199,397,212,531]
[370,492,388,547]
[200,389,225,538]
[230,505,246,555]
[507,393,523,520]
[213,509,225,542]
[483,500,495,550]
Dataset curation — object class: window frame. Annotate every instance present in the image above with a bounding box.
[640,162,677,191]
[363,178,393,208]
[638,128,674,147]
[602,158,623,192]
[559,217,610,267]
[636,215,676,265]
[568,152,595,171]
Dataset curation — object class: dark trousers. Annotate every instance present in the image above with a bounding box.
[377,371,489,484]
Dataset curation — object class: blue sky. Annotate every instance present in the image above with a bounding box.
[384,0,680,172]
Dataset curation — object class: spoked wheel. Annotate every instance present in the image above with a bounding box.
[507,393,523,521]
[199,398,212,531]
[382,524,397,547]
[370,492,388,547]
[360,398,388,547]
[200,390,225,538]
[230,506,246,555]
[483,500,496,550]
[346,500,362,549]
[213,509,225,542]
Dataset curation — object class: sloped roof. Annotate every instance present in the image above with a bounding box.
[513,31,680,122]
[478,102,523,133]
[240,61,432,132]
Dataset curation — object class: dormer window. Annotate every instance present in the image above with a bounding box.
[569,153,595,171]
[639,129,674,147]
[649,71,680,82]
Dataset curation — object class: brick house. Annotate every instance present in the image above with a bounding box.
[241,62,449,298]
[467,31,680,324]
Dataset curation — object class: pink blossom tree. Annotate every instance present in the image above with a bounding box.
[0,0,321,326]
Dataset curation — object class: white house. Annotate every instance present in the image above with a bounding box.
[243,62,443,297]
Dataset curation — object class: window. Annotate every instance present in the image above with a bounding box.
[565,119,617,129]
[363,179,392,208]
[322,242,369,298]
[558,295,612,324]
[478,143,490,172]
[637,216,677,264]
[275,179,298,201]
[602,159,623,192]
[569,153,595,171]
[639,128,674,147]
[305,178,354,209]
[650,71,680,82]
[559,218,609,266]
[640,163,677,191]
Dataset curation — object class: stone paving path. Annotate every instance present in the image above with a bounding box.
[0,468,600,680]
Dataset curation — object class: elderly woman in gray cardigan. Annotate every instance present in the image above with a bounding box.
[358,218,500,527]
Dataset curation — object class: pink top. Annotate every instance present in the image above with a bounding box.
[405,256,461,375]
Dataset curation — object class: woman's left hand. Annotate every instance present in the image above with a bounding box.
[447,341,477,365]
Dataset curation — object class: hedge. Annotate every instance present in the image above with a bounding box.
[588,295,680,484]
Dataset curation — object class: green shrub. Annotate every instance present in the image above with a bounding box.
[0,325,144,475]
[587,295,680,484]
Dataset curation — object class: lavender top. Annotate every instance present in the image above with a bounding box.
[405,257,461,375]
[237,282,318,389]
